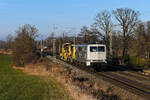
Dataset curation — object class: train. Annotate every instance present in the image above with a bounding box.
[60,43,107,66]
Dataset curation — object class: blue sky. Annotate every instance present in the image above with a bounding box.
[0,0,150,40]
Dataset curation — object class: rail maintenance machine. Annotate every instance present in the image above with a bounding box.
[60,43,76,62]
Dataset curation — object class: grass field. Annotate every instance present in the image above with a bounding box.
[0,54,73,100]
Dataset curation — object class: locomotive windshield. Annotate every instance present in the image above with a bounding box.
[98,46,105,52]
[90,46,97,52]
[90,46,105,52]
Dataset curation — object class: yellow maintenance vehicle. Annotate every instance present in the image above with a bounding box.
[60,43,76,62]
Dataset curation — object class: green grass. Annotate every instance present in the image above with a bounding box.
[0,54,73,100]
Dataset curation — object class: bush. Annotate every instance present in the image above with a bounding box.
[13,24,38,67]
[109,55,150,69]
[129,56,150,69]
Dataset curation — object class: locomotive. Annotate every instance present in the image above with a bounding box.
[60,43,107,66]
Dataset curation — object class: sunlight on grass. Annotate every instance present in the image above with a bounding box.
[0,54,73,100]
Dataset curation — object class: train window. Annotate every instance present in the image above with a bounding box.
[98,46,105,52]
[90,46,97,52]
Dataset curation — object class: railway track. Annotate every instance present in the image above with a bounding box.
[99,72,150,99]
[48,55,150,99]
[74,64,150,99]
[107,64,150,80]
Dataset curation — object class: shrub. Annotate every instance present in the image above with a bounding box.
[13,24,38,67]
[129,56,150,69]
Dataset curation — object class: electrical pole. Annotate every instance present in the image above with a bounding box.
[59,39,61,54]
[41,40,43,50]
[74,36,76,45]
[66,27,77,44]
[52,24,57,58]
[109,25,113,58]
[74,31,77,45]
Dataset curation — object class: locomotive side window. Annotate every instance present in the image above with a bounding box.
[98,46,105,52]
[90,46,97,52]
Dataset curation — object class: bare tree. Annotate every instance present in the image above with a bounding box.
[6,34,13,49]
[135,22,146,57]
[13,24,38,67]
[0,40,6,50]
[94,10,113,56]
[113,8,139,57]
[78,26,98,44]
[79,26,89,44]
[145,21,150,58]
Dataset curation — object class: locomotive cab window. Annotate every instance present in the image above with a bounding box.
[98,46,105,52]
[90,46,105,52]
[90,46,97,52]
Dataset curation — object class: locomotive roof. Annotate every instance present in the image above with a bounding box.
[76,45,87,47]
[76,44,105,47]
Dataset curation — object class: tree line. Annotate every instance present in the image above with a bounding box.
[1,8,150,68]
